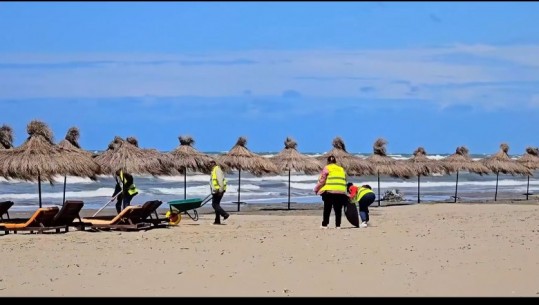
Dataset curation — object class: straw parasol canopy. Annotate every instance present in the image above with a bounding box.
[0,124,14,149]
[94,136,172,176]
[365,138,414,206]
[317,137,372,176]
[125,136,175,172]
[57,126,100,203]
[217,136,279,211]
[517,147,539,200]
[58,127,93,157]
[407,147,448,203]
[482,143,531,201]
[517,147,539,170]
[0,120,100,207]
[271,137,323,209]
[442,146,490,202]
[168,135,216,199]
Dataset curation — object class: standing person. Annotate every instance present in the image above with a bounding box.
[209,160,230,225]
[348,183,376,228]
[314,155,349,229]
[112,169,139,214]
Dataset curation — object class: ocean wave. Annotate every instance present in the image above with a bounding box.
[0,187,115,200]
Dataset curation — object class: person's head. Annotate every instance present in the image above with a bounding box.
[347,182,353,192]
[209,160,217,167]
[327,155,337,164]
[115,169,122,177]
[362,184,372,190]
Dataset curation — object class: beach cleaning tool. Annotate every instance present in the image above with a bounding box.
[92,191,122,217]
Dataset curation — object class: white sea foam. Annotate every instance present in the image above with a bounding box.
[0,187,115,200]
[0,176,97,184]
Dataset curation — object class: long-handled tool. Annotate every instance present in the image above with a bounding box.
[92,190,122,217]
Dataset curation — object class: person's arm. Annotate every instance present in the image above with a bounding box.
[112,182,122,197]
[313,167,329,194]
[215,167,225,190]
[349,186,357,200]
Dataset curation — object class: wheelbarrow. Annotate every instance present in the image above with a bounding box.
[166,194,212,225]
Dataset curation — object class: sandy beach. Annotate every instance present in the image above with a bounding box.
[1,200,539,297]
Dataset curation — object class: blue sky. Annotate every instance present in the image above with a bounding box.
[1,2,538,154]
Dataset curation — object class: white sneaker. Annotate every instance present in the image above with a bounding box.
[320,225,328,229]
[335,227,341,230]
[360,222,368,228]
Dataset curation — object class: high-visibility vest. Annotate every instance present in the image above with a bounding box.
[355,187,375,203]
[119,170,139,195]
[211,165,227,191]
[319,163,347,193]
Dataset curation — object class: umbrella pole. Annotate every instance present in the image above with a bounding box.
[184,169,187,200]
[377,171,381,207]
[237,169,242,212]
[526,175,530,200]
[38,170,42,208]
[454,170,459,203]
[288,169,291,210]
[417,175,421,204]
[63,175,67,205]
[495,171,499,201]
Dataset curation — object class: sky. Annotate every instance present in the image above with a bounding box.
[0,2,538,154]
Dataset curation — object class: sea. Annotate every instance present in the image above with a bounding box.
[1,152,537,212]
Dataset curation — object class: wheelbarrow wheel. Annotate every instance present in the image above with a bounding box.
[166,211,182,225]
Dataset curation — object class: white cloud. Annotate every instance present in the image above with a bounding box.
[0,44,538,109]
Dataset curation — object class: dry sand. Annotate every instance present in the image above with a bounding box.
[1,201,539,297]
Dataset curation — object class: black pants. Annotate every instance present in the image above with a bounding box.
[212,191,229,223]
[321,192,348,227]
[358,193,376,222]
[115,192,137,214]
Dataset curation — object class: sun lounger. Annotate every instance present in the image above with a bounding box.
[1,207,62,234]
[0,201,14,220]
[139,200,168,227]
[50,200,92,232]
[82,206,153,231]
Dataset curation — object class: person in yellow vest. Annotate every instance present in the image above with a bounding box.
[313,155,349,229]
[347,182,375,228]
[209,160,230,225]
[112,169,139,214]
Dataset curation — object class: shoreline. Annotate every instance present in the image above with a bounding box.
[6,196,539,219]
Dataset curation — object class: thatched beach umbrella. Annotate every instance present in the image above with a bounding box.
[0,120,100,207]
[482,143,531,201]
[168,135,216,200]
[58,127,93,157]
[57,126,99,203]
[407,147,447,203]
[365,138,414,206]
[317,137,372,176]
[0,124,14,149]
[442,146,490,203]
[94,136,172,176]
[517,147,539,200]
[217,136,279,212]
[271,137,323,210]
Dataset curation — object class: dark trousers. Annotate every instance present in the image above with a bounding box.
[321,192,348,227]
[212,191,229,223]
[115,192,137,214]
[358,193,376,222]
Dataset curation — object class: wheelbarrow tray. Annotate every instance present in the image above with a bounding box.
[168,198,204,212]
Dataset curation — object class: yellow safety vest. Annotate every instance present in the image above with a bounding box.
[211,166,227,191]
[355,187,374,202]
[119,170,139,195]
[319,164,347,193]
